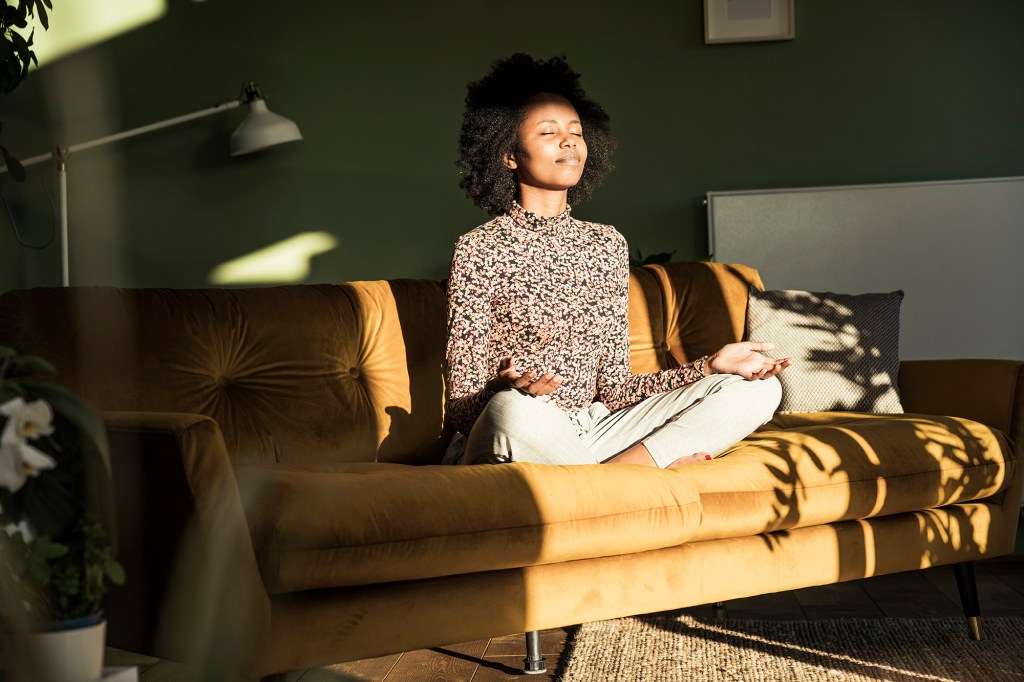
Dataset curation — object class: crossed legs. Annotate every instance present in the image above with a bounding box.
[462,374,782,468]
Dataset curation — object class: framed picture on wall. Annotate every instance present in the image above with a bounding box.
[704,0,795,44]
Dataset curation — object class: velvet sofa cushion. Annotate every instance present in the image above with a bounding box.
[626,262,762,373]
[0,280,450,467]
[239,460,703,594]
[645,262,764,366]
[684,412,1015,543]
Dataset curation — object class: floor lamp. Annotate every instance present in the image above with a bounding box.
[0,81,302,286]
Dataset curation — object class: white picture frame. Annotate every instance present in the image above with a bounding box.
[704,0,795,44]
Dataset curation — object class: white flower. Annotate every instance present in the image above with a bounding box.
[1,397,55,442]
[3,518,34,543]
[0,397,57,492]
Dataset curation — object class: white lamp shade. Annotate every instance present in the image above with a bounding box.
[230,99,303,156]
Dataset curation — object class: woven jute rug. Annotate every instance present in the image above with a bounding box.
[558,615,1024,681]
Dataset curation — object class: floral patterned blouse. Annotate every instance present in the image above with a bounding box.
[444,202,705,436]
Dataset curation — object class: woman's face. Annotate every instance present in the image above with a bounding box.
[506,92,588,194]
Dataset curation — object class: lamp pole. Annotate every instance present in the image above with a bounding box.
[0,82,300,287]
[0,99,243,287]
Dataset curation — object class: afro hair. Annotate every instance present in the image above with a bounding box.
[456,54,616,216]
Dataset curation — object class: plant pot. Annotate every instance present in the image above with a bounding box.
[4,617,106,682]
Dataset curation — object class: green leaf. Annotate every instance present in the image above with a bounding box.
[30,535,69,561]
[103,559,126,585]
[641,251,675,265]
[10,353,56,375]
[1,379,29,395]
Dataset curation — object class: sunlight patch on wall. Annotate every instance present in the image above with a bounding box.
[209,232,339,285]
[28,0,167,67]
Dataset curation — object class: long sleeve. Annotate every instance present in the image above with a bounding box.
[444,235,496,435]
[445,203,701,432]
[596,237,705,412]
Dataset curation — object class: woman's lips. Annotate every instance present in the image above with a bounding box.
[557,153,581,164]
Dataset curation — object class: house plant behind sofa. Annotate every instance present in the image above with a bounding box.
[0,347,125,682]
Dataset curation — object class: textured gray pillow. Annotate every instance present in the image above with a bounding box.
[746,288,905,413]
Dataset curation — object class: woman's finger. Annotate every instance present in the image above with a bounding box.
[529,372,564,396]
[513,371,536,389]
[530,372,557,394]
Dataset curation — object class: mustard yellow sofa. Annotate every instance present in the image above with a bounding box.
[0,262,1020,680]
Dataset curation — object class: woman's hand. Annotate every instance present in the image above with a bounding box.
[706,342,793,380]
[486,357,563,396]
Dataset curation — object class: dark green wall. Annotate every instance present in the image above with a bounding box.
[2,0,1022,291]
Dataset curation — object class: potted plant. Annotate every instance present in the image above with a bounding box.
[0,346,124,682]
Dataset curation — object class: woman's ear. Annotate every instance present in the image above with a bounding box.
[504,152,518,170]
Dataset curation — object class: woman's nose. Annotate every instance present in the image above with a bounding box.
[560,134,576,148]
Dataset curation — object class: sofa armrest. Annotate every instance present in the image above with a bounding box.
[899,359,1024,535]
[100,411,271,668]
[899,359,1024,438]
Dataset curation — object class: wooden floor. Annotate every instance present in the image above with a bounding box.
[304,554,1024,682]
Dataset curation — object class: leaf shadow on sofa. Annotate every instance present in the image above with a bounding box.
[0,262,1019,679]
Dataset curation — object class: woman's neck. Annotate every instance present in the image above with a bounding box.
[517,186,568,217]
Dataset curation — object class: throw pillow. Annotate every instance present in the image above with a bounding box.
[746,288,905,413]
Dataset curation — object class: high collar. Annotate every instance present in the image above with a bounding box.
[505,201,573,234]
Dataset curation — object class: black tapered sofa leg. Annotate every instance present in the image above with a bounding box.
[953,561,983,640]
[523,630,547,674]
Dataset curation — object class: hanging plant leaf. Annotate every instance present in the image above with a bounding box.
[31,0,48,30]
[4,4,28,28]
[0,145,26,181]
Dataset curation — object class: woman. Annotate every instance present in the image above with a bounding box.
[444,54,791,468]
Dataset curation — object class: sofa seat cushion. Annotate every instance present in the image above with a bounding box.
[684,412,1015,543]
[239,460,702,594]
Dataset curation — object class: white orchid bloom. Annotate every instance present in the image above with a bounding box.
[0,397,55,442]
[0,397,57,492]
[3,518,35,542]
[0,439,57,492]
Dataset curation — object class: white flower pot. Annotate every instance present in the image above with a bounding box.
[5,618,106,682]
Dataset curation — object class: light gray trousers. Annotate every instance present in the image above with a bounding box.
[449,374,782,468]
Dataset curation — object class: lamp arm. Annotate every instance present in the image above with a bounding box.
[0,98,243,175]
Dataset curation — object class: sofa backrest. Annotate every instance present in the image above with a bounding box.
[0,262,760,467]
[0,280,449,466]
[628,262,763,372]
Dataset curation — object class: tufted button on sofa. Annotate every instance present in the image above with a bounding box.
[0,262,1020,680]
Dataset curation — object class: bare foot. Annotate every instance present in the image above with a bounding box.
[667,452,714,468]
